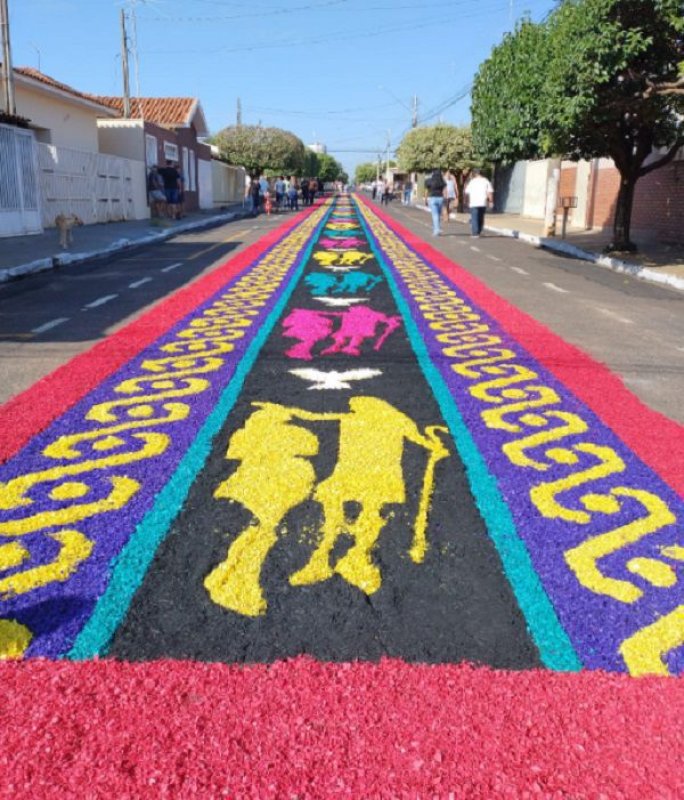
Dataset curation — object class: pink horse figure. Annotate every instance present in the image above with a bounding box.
[281,307,401,360]
[282,309,336,360]
[319,237,364,249]
[322,306,401,356]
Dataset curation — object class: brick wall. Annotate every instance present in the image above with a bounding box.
[559,164,577,226]
[588,164,620,230]
[588,159,684,244]
[632,160,684,243]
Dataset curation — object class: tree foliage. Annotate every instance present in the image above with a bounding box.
[397,124,478,173]
[471,19,551,162]
[214,125,307,177]
[397,124,478,210]
[471,0,684,249]
[316,153,346,181]
[354,162,378,183]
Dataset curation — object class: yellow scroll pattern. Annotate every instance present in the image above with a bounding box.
[357,201,682,675]
[0,206,326,649]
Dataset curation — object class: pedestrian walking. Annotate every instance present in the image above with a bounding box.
[403,180,412,205]
[376,178,386,204]
[464,169,494,237]
[288,177,299,210]
[301,178,310,207]
[158,159,181,220]
[147,165,167,219]
[444,170,457,223]
[371,180,377,200]
[425,169,446,236]
[249,175,261,216]
[275,176,286,211]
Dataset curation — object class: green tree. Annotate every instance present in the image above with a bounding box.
[214,125,307,178]
[472,0,684,251]
[397,124,479,211]
[316,153,346,182]
[303,149,320,177]
[542,0,683,250]
[471,19,551,163]
[355,162,379,184]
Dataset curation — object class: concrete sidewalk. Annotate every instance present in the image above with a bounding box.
[0,203,249,283]
[414,204,684,292]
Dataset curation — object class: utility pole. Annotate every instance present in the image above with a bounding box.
[411,95,418,128]
[0,0,16,115]
[385,131,391,178]
[120,8,131,118]
[376,154,380,182]
[236,97,242,126]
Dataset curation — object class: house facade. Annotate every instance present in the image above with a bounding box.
[0,67,148,237]
[93,97,213,213]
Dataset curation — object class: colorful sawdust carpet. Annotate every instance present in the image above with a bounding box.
[1,196,683,796]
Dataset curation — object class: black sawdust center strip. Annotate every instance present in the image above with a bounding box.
[111,201,541,667]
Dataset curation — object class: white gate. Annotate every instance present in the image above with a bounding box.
[0,124,42,237]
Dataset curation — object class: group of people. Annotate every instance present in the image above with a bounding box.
[424,168,494,238]
[247,175,325,216]
[147,160,185,221]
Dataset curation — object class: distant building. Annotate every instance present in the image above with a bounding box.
[307,142,327,155]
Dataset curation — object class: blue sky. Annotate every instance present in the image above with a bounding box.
[8,0,555,176]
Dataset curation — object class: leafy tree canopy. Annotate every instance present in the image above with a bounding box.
[471,0,684,248]
[540,0,683,165]
[471,19,551,163]
[214,125,307,177]
[316,153,346,182]
[397,124,478,173]
[355,162,379,183]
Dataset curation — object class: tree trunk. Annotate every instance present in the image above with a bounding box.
[609,173,637,252]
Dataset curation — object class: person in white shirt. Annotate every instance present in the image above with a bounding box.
[464,169,494,237]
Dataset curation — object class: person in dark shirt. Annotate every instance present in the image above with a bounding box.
[158,160,180,219]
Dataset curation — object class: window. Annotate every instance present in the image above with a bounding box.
[145,134,158,166]
[163,141,179,162]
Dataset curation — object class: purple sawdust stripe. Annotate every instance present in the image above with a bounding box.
[356,200,684,675]
[0,206,330,658]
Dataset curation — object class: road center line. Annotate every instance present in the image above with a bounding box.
[161,262,183,272]
[470,245,481,252]
[487,255,502,262]
[129,277,153,289]
[595,307,635,325]
[543,282,570,294]
[32,317,69,334]
[83,294,118,309]
[511,266,529,275]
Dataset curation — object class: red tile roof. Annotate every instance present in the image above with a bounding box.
[14,67,116,112]
[90,96,196,128]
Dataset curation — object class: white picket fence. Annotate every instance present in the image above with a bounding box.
[37,144,148,227]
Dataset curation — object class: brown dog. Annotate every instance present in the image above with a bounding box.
[55,213,84,249]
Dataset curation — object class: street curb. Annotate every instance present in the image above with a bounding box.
[0,210,247,284]
[413,204,684,293]
[485,223,684,293]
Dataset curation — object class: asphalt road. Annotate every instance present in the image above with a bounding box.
[0,213,285,404]
[1,201,682,424]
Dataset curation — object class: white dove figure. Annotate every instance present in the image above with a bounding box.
[289,368,383,390]
[313,296,368,307]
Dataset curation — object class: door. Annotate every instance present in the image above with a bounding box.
[0,124,42,236]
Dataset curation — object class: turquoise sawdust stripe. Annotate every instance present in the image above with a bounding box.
[354,200,582,672]
[69,206,333,659]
